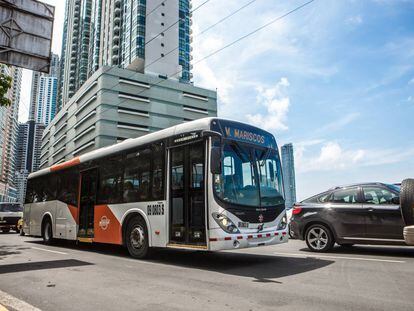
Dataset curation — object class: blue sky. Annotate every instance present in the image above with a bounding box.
[190,0,414,199]
[19,0,414,200]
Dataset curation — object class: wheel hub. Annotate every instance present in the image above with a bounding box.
[130,226,145,249]
[308,227,328,250]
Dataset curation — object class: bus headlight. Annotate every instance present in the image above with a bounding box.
[213,213,240,234]
[277,214,287,230]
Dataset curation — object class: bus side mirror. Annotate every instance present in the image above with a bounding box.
[211,147,222,174]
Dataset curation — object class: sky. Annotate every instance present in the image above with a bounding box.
[19,0,414,200]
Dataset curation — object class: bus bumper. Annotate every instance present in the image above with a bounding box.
[208,228,288,251]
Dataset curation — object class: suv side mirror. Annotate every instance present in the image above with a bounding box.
[210,146,222,174]
[392,196,400,205]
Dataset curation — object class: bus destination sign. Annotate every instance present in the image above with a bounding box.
[223,126,275,148]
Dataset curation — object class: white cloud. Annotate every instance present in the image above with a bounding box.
[246,77,290,131]
[295,140,414,173]
[346,15,363,25]
[316,112,360,133]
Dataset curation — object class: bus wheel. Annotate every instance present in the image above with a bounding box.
[126,217,151,259]
[42,219,54,245]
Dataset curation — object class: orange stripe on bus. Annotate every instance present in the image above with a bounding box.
[68,204,78,224]
[93,205,122,245]
[50,157,80,172]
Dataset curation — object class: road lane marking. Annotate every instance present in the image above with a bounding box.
[0,289,41,311]
[273,252,405,263]
[31,247,67,255]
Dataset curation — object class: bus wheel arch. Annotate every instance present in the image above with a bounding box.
[122,211,152,247]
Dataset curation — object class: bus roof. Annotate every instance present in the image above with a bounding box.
[29,117,275,179]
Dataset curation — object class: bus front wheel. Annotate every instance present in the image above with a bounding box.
[125,216,151,259]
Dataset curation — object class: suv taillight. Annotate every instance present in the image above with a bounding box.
[292,205,302,215]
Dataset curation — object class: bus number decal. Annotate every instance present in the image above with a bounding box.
[147,203,164,216]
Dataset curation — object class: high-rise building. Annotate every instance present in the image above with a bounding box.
[0,65,23,202]
[15,121,45,202]
[41,66,216,168]
[281,143,297,209]
[36,75,58,126]
[29,53,60,125]
[59,0,193,108]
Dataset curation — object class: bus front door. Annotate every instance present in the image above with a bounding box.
[78,169,98,238]
[170,141,206,246]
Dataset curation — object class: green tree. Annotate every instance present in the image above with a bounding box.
[0,71,12,107]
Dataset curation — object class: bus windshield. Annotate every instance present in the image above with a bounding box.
[213,140,284,208]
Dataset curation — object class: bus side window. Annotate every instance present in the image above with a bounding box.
[152,143,165,200]
[25,179,35,203]
[33,178,44,203]
[124,149,151,203]
[44,174,57,201]
[99,155,124,204]
[57,168,79,206]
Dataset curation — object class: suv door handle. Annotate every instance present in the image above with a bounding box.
[367,208,375,212]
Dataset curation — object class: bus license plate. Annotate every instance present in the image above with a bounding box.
[238,222,248,228]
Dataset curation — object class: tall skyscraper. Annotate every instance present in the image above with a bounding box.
[59,0,193,108]
[0,65,23,202]
[281,143,297,209]
[29,53,60,125]
[15,121,45,203]
[36,75,58,126]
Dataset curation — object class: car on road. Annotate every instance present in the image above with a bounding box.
[290,182,405,252]
[0,202,23,233]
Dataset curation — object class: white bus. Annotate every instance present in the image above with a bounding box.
[23,118,288,258]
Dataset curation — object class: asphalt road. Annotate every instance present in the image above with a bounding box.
[1,233,414,311]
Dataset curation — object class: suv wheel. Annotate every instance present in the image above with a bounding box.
[305,224,334,252]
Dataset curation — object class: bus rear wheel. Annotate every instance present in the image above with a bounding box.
[125,217,151,259]
[42,219,54,245]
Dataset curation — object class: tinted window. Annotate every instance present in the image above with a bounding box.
[25,178,35,203]
[57,168,79,206]
[302,192,331,204]
[98,155,124,204]
[44,174,57,201]
[363,187,398,205]
[0,203,23,212]
[152,143,165,200]
[330,188,359,204]
[124,149,151,202]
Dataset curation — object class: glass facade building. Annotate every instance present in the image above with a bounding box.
[281,143,297,209]
[59,0,193,109]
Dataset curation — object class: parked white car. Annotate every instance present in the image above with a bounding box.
[0,203,23,233]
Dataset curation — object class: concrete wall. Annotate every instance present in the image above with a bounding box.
[40,66,217,168]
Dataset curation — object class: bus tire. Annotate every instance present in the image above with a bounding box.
[401,179,414,226]
[125,216,151,259]
[42,218,54,245]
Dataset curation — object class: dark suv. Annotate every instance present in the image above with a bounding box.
[290,182,403,252]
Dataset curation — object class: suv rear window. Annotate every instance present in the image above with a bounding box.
[302,192,331,203]
[0,203,23,212]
